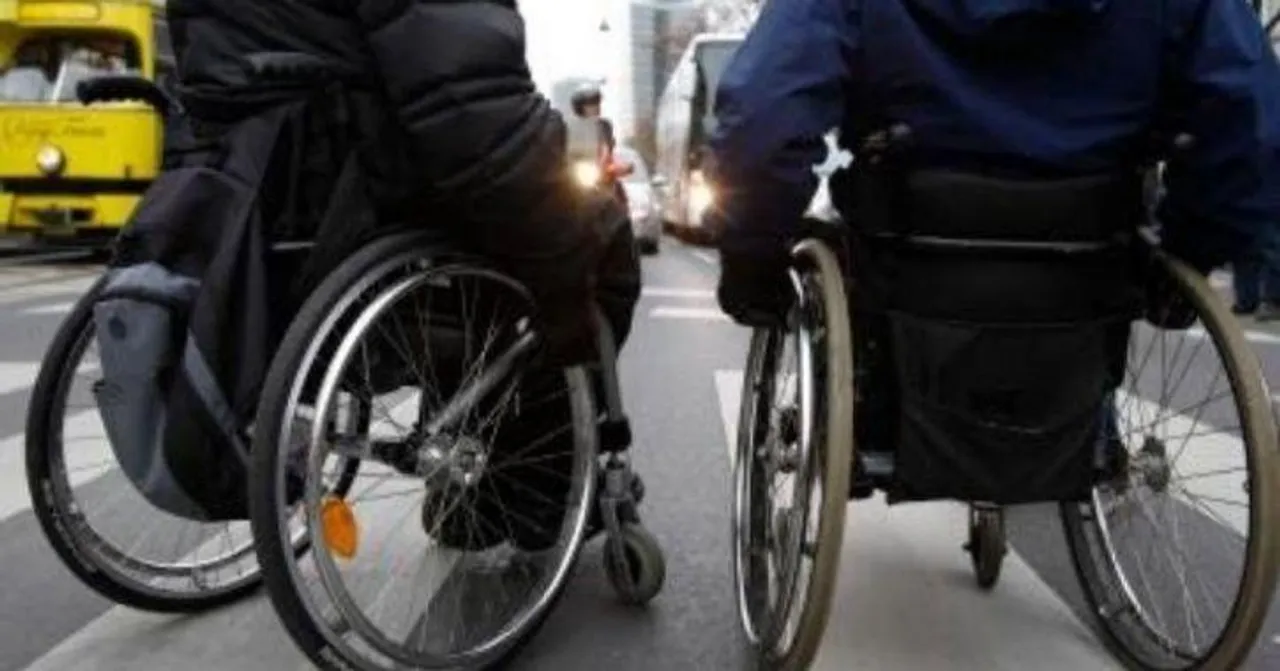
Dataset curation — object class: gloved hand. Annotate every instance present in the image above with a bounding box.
[1143,268,1198,330]
[717,248,793,328]
[504,188,611,369]
[1146,240,1216,330]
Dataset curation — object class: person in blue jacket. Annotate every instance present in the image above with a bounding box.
[709,0,1280,325]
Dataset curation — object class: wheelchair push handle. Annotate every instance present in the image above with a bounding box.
[76,76,178,117]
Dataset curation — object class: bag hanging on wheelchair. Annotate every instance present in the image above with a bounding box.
[92,105,302,522]
[843,165,1145,505]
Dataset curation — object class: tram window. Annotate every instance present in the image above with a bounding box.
[0,32,142,103]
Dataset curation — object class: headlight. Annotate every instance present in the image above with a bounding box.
[573,161,600,187]
[689,181,715,216]
[36,145,65,176]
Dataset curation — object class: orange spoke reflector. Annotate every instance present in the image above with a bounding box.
[320,496,359,560]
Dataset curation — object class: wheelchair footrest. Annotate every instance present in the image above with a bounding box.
[599,417,632,453]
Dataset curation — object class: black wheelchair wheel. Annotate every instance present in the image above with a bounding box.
[249,230,599,670]
[965,504,1006,591]
[732,237,855,671]
[25,278,266,612]
[1061,252,1280,671]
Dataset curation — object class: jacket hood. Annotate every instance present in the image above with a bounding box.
[903,0,1109,49]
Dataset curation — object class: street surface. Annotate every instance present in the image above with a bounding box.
[0,243,1278,670]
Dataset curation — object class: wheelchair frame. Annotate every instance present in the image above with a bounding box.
[732,222,1280,671]
[26,54,667,671]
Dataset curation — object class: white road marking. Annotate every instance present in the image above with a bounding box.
[21,396,470,671]
[0,276,97,306]
[691,250,718,267]
[21,301,75,316]
[1184,325,1280,347]
[0,360,98,397]
[1117,390,1249,536]
[640,287,715,299]
[709,368,1119,670]
[0,361,41,396]
[649,306,730,322]
[0,409,111,523]
[714,369,743,461]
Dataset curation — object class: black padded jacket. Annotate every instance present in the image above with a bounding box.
[166,0,613,361]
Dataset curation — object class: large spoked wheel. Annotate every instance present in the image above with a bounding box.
[1062,252,1280,671]
[250,231,599,670]
[733,238,855,671]
[25,280,269,611]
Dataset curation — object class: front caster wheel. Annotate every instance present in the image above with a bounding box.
[966,504,1006,590]
[604,523,666,606]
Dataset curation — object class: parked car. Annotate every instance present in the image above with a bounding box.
[614,145,662,255]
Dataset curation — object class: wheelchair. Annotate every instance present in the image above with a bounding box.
[25,54,666,670]
[732,128,1280,671]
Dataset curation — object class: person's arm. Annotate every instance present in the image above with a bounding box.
[1157,0,1280,271]
[355,0,605,364]
[710,0,857,259]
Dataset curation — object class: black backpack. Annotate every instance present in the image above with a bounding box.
[92,100,365,521]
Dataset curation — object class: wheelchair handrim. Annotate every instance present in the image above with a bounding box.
[265,253,597,669]
[1063,253,1280,670]
[33,302,265,601]
[732,238,855,670]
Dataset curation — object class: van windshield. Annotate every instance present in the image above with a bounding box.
[0,33,142,104]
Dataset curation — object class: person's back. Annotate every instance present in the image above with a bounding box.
[165,0,630,364]
[847,0,1166,177]
[710,0,1280,321]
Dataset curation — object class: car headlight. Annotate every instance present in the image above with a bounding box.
[36,145,65,176]
[689,181,715,216]
[573,160,600,187]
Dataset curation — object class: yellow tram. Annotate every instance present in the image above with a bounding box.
[0,0,170,246]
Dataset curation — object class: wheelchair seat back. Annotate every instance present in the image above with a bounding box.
[841,167,1144,505]
[849,168,1146,322]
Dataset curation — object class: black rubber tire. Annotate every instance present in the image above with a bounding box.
[1061,254,1280,671]
[248,230,582,671]
[733,238,855,671]
[604,523,667,606]
[968,506,1006,591]
[25,277,264,613]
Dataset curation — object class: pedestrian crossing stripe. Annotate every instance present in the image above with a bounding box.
[0,275,97,307]
[20,302,75,316]
[0,362,42,396]
[0,365,1268,670]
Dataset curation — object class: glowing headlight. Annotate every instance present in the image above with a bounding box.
[689,181,715,216]
[36,145,65,176]
[573,161,600,187]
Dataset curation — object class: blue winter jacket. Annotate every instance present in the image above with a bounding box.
[710,0,1280,269]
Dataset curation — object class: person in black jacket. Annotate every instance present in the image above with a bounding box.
[167,0,630,366]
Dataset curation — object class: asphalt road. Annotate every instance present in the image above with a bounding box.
[0,242,1278,671]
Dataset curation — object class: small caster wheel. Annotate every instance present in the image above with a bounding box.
[964,504,1006,591]
[604,523,666,606]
